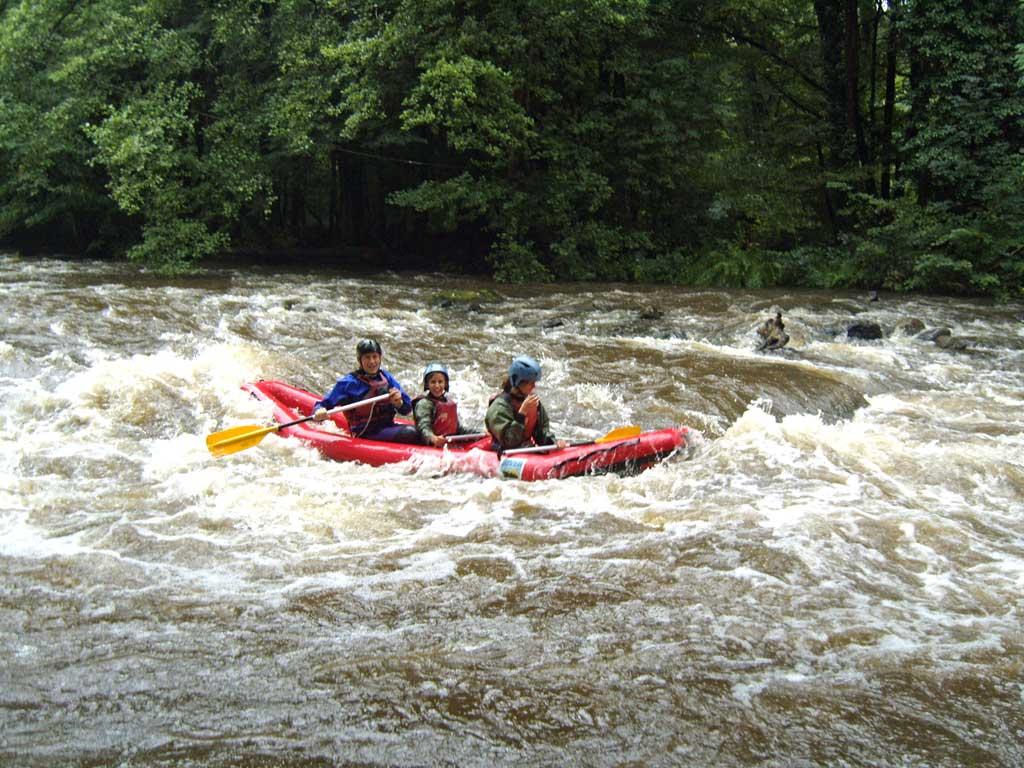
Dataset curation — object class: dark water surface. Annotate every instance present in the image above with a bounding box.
[1,255,1022,766]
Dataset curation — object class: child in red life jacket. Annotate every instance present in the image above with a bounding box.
[412,362,472,446]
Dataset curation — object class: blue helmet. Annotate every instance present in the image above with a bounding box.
[422,362,449,391]
[508,355,542,388]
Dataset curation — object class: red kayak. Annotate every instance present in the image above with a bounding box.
[243,380,690,481]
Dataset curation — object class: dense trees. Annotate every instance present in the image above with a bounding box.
[0,0,1021,296]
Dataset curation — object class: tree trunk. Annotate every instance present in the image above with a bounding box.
[289,182,305,238]
[329,150,338,243]
[817,142,839,241]
[340,155,362,246]
[880,1,899,199]
[845,0,873,191]
[906,6,931,205]
[814,0,849,169]
[868,0,881,146]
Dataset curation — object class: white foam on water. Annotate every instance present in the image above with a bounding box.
[52,344,270,410]
[566,382,636,429]
[4,261,1024,765]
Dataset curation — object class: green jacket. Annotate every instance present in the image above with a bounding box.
[485,392,556,449]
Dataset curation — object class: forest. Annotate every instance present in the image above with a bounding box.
[1,0,1022,296]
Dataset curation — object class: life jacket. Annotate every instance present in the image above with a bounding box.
[488,390,537,447]
[412,395,460,437]
[430,396,459,437]
[347,370,394,435]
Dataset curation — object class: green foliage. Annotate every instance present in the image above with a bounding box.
[549,223,654,282]
[401,56,534,158]
[819,0,1024,297]
[0,1,118,247]
[488,232,551,283]
[85,82,201,216]
[770,245,854,289]
[839,190,1024,296]
[900,0,1024,209]
[0,0,273,270]
[129,219,229,274]
[388,173,506,231]
[631,249,693,284]
[0,0,1020,296]
[683,246,783,289]
[323,0,734,282]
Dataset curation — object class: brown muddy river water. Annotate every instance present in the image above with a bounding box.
[1,255,1022,766]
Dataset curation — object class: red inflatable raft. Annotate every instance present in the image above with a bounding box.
[243,380,689,481]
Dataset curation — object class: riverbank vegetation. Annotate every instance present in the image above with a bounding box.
[1,0,1021,296]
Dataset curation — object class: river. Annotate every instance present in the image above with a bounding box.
[1,254,1022,766]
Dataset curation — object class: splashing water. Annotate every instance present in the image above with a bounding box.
[1,255,1022,767]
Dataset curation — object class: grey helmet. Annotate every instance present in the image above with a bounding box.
[422,362,449,392]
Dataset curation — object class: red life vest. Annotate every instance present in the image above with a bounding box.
[347,371,394,435]
[431,397,459,437]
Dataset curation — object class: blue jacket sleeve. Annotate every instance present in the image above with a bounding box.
[382,370,413,415]
[313,374,367,411]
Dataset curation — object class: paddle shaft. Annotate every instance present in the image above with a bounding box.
[444,432,488,443]
[502,440,591,456]
[281,392,392,430]
[502,425,642,456]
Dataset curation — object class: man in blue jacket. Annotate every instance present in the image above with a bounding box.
[312,339,420,443]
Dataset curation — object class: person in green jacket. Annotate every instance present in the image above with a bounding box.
[413,362,473,446]
[485,355,566,451]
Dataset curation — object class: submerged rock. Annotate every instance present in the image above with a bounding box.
[935,334,969,351]
[282,298,317,312]
[428,289,502,309]
[847,321,883,340]
[895,318,926,335]
[913,326,970,351]
[916,327,952,342]
[653,328,689,340]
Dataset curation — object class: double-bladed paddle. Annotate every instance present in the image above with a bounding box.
[206,393,392,457]
[502,425,642,456]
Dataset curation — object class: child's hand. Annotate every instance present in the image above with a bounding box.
[518,393,540,416]
[430,435,446,447]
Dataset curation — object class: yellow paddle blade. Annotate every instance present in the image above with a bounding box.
[206,423,280,457]
[595,425,642,443]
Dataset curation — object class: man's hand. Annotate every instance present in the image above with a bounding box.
[388,387,403,407]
